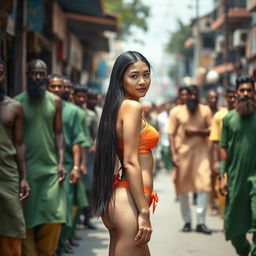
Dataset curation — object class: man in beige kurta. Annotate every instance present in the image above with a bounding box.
[168,85,212,234]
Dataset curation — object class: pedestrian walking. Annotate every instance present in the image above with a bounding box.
[168,85,212,234]
[47,74,86,256]
[82,87,100,230]
[207,90,222,216]
[15,60,67,256]
[92,51,159,256]
[157,102,173,172]
[0,60,30,256]
[219,75,256,256]
[209,87,236,219]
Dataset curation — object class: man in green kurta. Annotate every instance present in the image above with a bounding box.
[15,60,66,256]
[68,84,92,241]
[0,60,30,256]
[47,74,87,255]
[219,75,256,256]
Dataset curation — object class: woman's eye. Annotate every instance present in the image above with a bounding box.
[144,73,150,78]
[131,75,137,79]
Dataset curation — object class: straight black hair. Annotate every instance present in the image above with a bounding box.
[226,86,236,94]
[236,75,255,90]
[187,85,199,94]
[178,86,188,94]
[92,51,150,217]
[74,83,87,94]
[46,73,62,84]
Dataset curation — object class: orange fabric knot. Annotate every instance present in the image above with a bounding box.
[149,192,159,214]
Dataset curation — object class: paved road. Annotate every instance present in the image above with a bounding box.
[72,171,236,256]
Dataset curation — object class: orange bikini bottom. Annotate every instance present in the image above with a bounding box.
[112,174,159,214]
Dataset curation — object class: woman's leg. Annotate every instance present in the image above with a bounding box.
[102,187,151,256]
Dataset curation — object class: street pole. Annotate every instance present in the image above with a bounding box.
[193,0,200,79]
[223,0,229,88]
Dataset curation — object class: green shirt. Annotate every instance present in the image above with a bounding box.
[15,91,66,228]
[0,120,25,238]
[75,106,92,148]
[62,101,86,168]
[220,109,256,240]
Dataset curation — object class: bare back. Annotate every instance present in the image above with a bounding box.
[116,99,154,191]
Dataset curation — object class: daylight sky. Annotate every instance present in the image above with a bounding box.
[122,0,215,100]
[124,0,214,65]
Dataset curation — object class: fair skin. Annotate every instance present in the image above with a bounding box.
[219,83,254,196]
[102,61,153,256]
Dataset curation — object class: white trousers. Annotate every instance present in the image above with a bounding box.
[179,192,209,225]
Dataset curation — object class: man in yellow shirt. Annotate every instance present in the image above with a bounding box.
[209,87,236,218]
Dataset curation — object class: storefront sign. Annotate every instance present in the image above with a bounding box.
[53,2,66,40]
[27,0,44,31]
[69,34,83,71]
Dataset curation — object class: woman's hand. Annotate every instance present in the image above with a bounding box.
[135,211,152,247]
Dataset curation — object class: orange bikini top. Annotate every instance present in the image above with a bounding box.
[118,117,159,155]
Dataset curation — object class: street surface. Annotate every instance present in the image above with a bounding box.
[73,170,237,256]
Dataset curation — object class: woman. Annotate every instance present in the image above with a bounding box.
[92,51,159,256]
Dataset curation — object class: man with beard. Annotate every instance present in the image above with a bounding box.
[15,60,67,256]
[47,74,87,256]
[168,85,212,234]
[0,60,30,256]
[219,75,256,256]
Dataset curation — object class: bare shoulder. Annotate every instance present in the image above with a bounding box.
[200,104,212,115]
[120,99,142,113]
[170,104,184,116]
[5,96,22,109]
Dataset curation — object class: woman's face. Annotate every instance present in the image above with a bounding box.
[122,61,151,101]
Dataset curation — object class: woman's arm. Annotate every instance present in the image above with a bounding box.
[121,100,152,246]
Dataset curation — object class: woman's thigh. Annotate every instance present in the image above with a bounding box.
[102,187,150,256]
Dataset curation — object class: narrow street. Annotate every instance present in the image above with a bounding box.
[73,170,236,256]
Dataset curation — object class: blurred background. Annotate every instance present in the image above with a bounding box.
[1,0,255,102]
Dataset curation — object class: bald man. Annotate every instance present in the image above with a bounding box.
[15,60,66,256]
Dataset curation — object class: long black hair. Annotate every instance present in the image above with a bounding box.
[92,51,151,217]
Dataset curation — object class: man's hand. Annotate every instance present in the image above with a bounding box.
[185,127,198,137]
[58,164,67,183]
[89,144,96,154]
[70,168,80,184]
[172,154,179,168]
[19,179,30,201]
[212,161,219,175]
[80,164,87,176]
[219,175,228,196]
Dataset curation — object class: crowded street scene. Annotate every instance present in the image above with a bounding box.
[0,0,256,256]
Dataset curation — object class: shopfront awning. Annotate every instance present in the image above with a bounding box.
[66,12,118,33]
[57,0,118,52]
[57,0,103,17]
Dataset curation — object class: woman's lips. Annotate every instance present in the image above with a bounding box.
[137,88,146,92]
